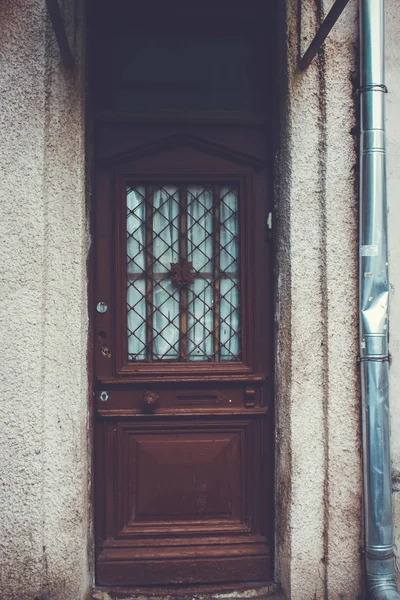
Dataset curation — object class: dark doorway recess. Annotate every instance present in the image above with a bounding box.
[88,0,277,589]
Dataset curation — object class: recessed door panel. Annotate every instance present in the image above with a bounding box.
[96,418,272,585]
[111,420,250,535]
[134,433,241,522]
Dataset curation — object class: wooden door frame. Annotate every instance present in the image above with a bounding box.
[86,1,279,592]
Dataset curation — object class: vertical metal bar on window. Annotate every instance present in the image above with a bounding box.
[213,184,221,362]
[179,185,188,360]
[145,185,154,361]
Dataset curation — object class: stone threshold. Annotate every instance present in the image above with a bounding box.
[92,583,282,600]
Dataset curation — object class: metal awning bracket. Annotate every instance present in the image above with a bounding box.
[299,0,352,71]
[46,0,74,69]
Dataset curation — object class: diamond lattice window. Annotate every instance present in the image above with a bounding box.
[126,183,241,362]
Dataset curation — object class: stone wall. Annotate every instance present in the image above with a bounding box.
[0,1,90,599]
[275,1,362,598]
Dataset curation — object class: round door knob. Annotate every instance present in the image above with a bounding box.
[141,391,159,413]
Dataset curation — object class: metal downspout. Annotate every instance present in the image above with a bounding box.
[359,0,400,598]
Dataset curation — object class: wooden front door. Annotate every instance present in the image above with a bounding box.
[91,0,275,589]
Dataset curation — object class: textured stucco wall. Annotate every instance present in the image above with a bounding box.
[276,1,362,598]
[386,0,400,585]
[1,0,394,598]
[0,2,89,599]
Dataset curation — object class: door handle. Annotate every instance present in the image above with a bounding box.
[141,391,159,413]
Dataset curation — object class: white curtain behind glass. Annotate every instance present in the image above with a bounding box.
[219,186,240,359]
[127,186,146,360]
[152,187,180,359]
[187,186,214,360]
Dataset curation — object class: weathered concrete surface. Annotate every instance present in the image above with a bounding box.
[386,0,400,586]
[0,1,90,599]
[92,585,282,600]
[275,1,362,598]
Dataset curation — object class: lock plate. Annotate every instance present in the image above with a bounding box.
[97,302,108,314]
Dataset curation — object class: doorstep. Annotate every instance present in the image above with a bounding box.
[92,583,282,600]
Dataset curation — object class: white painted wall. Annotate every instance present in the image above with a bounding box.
[0,2,90,599]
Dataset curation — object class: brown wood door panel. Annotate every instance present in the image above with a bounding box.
[94,124,274,587]
[95,415,273,584]
[97,554,271,587]
[99,542,269,559]
[95,126,269,167]
[97,418,269,538]
[128,432,242,525]
[95,384,271,417]
[94,128,272,383]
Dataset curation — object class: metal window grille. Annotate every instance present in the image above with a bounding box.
[126,183,241,362]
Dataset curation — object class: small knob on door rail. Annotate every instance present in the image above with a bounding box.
[141,391,159,413]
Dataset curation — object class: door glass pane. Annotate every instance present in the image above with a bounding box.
[153,280,180,359]
[127,279,146,360]
[127,187,146,360]
[220,277,240,360]
[126,183,241,362]
[152,187,180,273]
[187,278,214,361]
